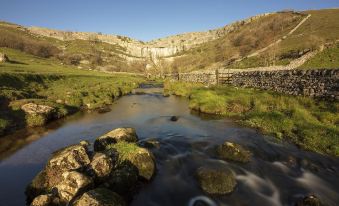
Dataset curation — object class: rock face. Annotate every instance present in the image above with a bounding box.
[94,128,138,151]
[216,141,252,163]
[196,167,237,195]
[26,127,156,206]
[0,53,9,63]
[73,188,126,206]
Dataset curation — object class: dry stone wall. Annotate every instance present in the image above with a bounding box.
[231,69,339,99]
[166,69,339,99]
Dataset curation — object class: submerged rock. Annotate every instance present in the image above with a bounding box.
[55,171,92,203]
[296,194,325,206]
[139,138,160,149]
[90,152,114,179]
[110,142,155,180]
[170,116,179,121]
[216,141,252,163]
[94,128,138,151]
[196,167,236,195]
[73,188,126,206]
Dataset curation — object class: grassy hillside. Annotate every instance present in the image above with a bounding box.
[164,81,339,156]
[168,9,339,71]
[0,21,146,73]
[0,47,144,136]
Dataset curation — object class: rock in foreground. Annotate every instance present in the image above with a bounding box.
[196,167,236,195]
[26,127,156,206]
[216,141,252,163]
[73,188,126,206]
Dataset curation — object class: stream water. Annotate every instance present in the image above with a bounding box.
[0,85,338,206]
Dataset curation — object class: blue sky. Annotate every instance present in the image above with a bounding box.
[0,0,338,41]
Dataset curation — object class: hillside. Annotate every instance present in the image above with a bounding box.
[0,8,338,75]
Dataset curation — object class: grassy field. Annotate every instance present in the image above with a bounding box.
[164,81,339,156]
[299,43,339,69]
[0,47,144,136]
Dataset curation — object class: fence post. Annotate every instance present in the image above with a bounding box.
[215,69,219,85]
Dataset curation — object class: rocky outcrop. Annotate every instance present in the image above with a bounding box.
[94,127,138,151]
[196,167,237,195]
[216,141,252,163]
[27,13,272,59]
[26,127,156,206]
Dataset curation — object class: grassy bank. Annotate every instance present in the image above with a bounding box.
[164,81,339,156]
[0,48,144,136]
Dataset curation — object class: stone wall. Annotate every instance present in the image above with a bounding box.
[231,69,338,99]
[165,69,339,100]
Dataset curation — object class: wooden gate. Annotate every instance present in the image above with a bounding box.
[216,69,233,85]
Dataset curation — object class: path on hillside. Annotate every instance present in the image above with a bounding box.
[236,14,312,62]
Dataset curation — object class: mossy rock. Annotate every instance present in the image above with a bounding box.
[73,188,126,206]
[107,142,155,180]
[196,167,237,195]
[94,128,138,151]
[216,141,252,163]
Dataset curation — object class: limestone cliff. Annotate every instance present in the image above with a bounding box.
[27,13,272,60]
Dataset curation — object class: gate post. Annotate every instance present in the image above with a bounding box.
[215,69,219,85]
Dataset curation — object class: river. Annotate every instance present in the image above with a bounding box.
[0,85,338,206]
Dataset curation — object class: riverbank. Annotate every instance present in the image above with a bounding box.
[164,81,339,156]
[0,48,145,136]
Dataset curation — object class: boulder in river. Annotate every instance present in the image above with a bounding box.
[170,116,179,121]
[105,161,139,196]
[94,128,138,151]
[196,167,237,195]
[26,143,90,202]
[108,142,155,180]
[55,171,92,203]
[216,141,252,163]
[73,188,126,206]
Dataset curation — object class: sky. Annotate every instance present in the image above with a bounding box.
[0,0,338,41]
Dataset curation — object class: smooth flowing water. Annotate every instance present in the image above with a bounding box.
[0,86,338,206]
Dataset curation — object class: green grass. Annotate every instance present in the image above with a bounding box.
[299,43,339,69]
[164,81,339,156]
[0,47,144,136]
